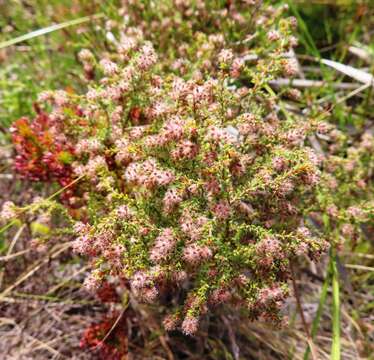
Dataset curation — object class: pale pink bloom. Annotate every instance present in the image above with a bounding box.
[284,128,305,146]
[303,170,320,187]
[83,272,101,292]
[136,43,157,71]
[171,77,189,100]
[99,59,119,76]
[212,200,231,220]
[163,315,178,331]
[120,70,134,86]
[360,133,373,150]
[295,241,309,256]
[148,101,171,119]
[282,58,299,77]
[1,201,16,221]
[95,230,115,251]
[162,116,185,141]
[118,35,137,54]
[206,126,236,144]
[256,236,283,259]
[341,223,354,237]
[183,244,212,265]
[117,205,132,220]
[230,58,244,78]
[125,159,174,188]
[180,210,208,241]
[347,206,364,219]
[38,90,53,102]
[209,288,232,305]
[150,228,176,263]
[75,139,90,155]
[78,49,94,63]
[267,30,281,41]
[130,271,150,291]
[171,140,199,161]
[86,156,107,177]
[54,90,69,107]
[150,169,175,187]
[86,88,102,101]
[306,148,322,166]
[72,234,94,255]
[296,226,311,238]
[87,138,102,152]
[272,157,286,172]
[181,316,199,336]
[218,49,234,64]
[163,188,183,213]
[111,106,123,123]
[143,134,164,148]
[105,86,122,101]
[187,184,199,196]
[192,84,212,104]
[73,221,90,235]
[209,34,224,45]
[141,286,158,303]
[258,285,284,305]
[129,126,146,140]
[173,270,188,283]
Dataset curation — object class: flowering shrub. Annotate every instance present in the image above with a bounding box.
[2,1,373,339]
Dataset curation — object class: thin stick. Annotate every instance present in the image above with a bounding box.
[269,78,361,90]
[0,14,104,49]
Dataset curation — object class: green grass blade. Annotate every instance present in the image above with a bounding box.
[287,1,320,58]
[0,13,104,50]
[304,260,332,360]
[331,251,341,360]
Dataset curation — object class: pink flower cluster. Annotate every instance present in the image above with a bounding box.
[125,158,175,189]
[150,228,177,263]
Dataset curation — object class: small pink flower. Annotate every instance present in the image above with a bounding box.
[130,271,150,291]
[117,205,132,220]
[282,58,299,77]
[181,316,199,336]
[230,58,244,78]
[163,315,179,331]
[99,59,119,76]
[267,30,281,41]
[258,285,284,306]
[347,206,364,219]
[54,90,69,107]
[1,201,16,221]
[83,271,101,292]
[212,200,231,220]
[209,288,232,305]
[171,140,199,161]
[150,228,177,263]
[136,43,157,71]
[256,236,283,259]
[218,49,234,64]
[272,156,287,172]
[163,188,183,213]
[141,286,158,303]
[78,49,94,63]
[183,244,212,265]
